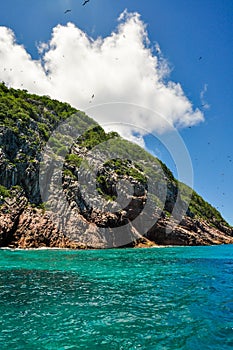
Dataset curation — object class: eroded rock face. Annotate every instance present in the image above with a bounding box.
[0,188,233,249]
[146,216,233,246]
[0,129,233,249]
[0,126,41,204]
[0,197,84,249]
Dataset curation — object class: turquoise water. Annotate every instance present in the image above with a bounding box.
[0,246,233,349]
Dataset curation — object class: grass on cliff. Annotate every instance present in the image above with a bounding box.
[0,82,93,150]
[0,185,10,199]
[67,122,229,227]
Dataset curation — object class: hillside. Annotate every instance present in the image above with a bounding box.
[0,83,232,248]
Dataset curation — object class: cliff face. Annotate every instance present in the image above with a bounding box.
[1,188,232,249]
[0,83,232,248]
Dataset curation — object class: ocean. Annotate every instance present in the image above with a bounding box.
[0,246,233,349]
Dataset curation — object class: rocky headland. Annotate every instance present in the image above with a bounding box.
[0,83,232,248]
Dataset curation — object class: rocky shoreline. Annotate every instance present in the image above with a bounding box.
[1,192,232,249]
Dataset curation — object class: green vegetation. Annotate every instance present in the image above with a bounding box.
[37,202,46,213]
[95,184,117,202]
[0,185,10,199]
[76,125,119,150]
[178,181,228,226]
[103,158,147,184]
[63,169,77,179]
[189,190,228,226]
[65,154,83,167]
[0,82,92,154]
[159,160,177,183]
[94,158,147,201]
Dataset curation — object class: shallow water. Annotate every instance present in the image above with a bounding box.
[0,245,233,349]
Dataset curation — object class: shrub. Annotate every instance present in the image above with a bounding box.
[65,154,83,167]
[0,185,10,198]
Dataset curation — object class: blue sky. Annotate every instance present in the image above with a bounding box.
[0,0,232,224]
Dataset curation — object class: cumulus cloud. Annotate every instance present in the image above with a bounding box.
[0,10,204,142]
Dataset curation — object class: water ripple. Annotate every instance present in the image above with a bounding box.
[0,246,233,349]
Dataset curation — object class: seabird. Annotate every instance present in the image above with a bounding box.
[82,0,90,6]
[64,9,71,14]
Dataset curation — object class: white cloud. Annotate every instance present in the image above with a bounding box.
[0,10,204,141]
[200,83,210,110]
[155,42,161,55]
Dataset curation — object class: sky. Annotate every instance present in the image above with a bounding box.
[0,0,232,224]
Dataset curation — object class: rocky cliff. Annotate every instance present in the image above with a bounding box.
[0,83,232,248]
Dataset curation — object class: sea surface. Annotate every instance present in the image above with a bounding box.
[0,246,233,350]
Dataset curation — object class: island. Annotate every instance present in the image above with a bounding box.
[0,83,232,248]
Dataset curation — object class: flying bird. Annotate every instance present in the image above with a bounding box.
[82,0,90,6]
[64,9,71,14]
[91,94,95,99]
